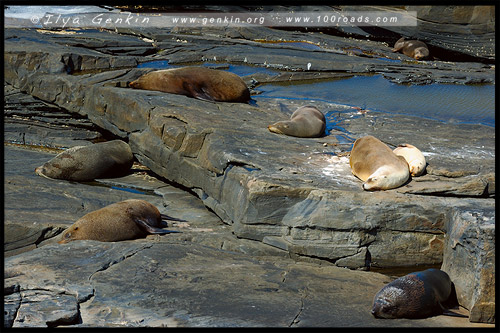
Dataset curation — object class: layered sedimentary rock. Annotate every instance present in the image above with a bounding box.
[4,12,495,323]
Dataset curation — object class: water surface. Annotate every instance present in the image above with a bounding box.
[136,61,494,127]
[254,75,495,127]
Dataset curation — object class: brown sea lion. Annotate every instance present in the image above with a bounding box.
[35,140,134,181]
[268,105,326,138]
[393,143,426,177]
[59,199,184,243]
[349,135,410,191]
[129,66,251,103]
[371,268,459,319]
[392,37,430,60]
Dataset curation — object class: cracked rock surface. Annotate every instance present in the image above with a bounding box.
[3,136,491,328]
[3,238,489,328]
[4,5,495,326]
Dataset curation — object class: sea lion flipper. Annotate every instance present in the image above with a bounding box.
[189,85,215,102]
[391,38,405,52]
[135,218,181,234]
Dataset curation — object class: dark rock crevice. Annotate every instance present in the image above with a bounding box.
[288,288,307,327]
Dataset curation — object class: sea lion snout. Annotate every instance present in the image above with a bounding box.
[35,166,54,180]
[267,124,286,135]
[34,166,43,176]
[370,300,395,319]
[413,48,429,60]
[370,305,382,318]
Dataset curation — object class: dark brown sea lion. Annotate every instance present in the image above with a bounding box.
[129,67,251,103]
[35,140,134,181]
[371,268,459,319]
[349,135,410,191]
[392,37,430,60]
[59,199,184,243]
[267,105,326,138]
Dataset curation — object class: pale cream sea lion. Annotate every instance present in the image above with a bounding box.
[372,268,459,319]
[392,37,430,60]
[349,135,410,191]
[268,105,326,138]
[59,199,184,243]
[393,143,426,177]
[35,140,134,181]
[129,66,251,103]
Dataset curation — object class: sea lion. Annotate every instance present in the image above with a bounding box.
[35,140,134,181]
[59,199,184,243]
[393,143,426,177]
[349,135,409,191]
[268,105,326,138]
[371,268,459,319]
[129,66,251,103]
[392,37,430,60]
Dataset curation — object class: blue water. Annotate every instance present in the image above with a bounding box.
[137,60,170,68]
[136,61,494,127]
[254,75,495,127]
[217,63,279,77]
[110,186,147,194]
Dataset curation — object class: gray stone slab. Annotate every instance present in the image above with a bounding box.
[3,14,495,324]
[3,240,489,328]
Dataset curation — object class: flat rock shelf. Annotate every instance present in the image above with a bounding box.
[4,5,495,327]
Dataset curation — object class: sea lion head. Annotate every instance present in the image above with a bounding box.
[59,223,84,244]
[408,159,426,176]
[34,164,54,179]
[413,47,429,60]
[129,71,161,91]
[129,76,147,89]
[267,121,296,136]
[34,155,81,180]
[362,165,408,191]
[393,144,426,177]
[372,273,429,319]
[363,174,392,191]
[371,285,407,319]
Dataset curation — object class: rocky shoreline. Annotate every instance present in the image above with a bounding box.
[4,5,495,327]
